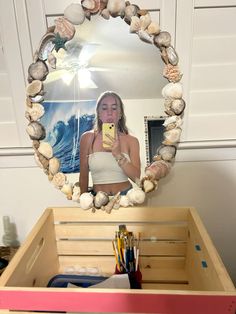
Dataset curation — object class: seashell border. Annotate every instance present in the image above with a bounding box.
[25,1,186,213]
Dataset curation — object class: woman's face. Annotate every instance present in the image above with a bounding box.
[98,95,121,124]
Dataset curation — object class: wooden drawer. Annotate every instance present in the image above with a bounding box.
[0,206,235,313]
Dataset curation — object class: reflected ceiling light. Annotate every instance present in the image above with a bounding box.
[62,70,75,85]
[78,68,97,89]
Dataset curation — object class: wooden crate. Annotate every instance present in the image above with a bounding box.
[0,206,235,313]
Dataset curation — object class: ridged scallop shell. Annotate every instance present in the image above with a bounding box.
[163,128,182,144]
[49,157,61,175]
[26,80,43,97]
[54,17,75,40]
[38,32,55,61]
[64,3,86,25]
[157,145,176,161]
[138,30,153,44]
[124,4,139,24]
[28,60,49,81]
[26,121,46,140]
[27,103,45,121]
[166,46,179,66]
[140,13,151,31]
[107,0,126,17]
[38,142,53,159]
[147,22,160,36]
[130,16,141,33]
[162,82,183,99]
[154,31,171,48]
[52,172,67,189]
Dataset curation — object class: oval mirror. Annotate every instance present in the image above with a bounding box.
[25,1,185,212]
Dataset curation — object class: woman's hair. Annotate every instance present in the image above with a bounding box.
[94,91,129,134]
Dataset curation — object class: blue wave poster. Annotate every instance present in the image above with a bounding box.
[41,100,96,173]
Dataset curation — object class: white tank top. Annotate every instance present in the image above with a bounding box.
[88,152,130,184]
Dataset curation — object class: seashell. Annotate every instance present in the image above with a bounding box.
[38,32,55,61]
[162,82,183,99]
[26,121,46,140]
[124,4,139,24]
[28,60,49,81]
[119,195,131,207]
[163,116,183,130]
[164,98,185,116]
[47,53,57,69]
[107,0,126,17]
[130,16,141,33]
[61,183,73,200]
[54,17,75,40]
[26,80,43,97]
[154,31,171,48]
[163,64,182,83]
[166,46,179,66]
[30,94,44,103]
[72,183,81,202]
[34,153,44,169]
[32,140,40,151]
[138,30,153,44]
[94,191,109,208]
[37,152,49,169]
[127,188,145,205]
[48,173,54,182]
[100,8,110,19]
[140,13,151,31]
[100,0,108,10]
[82,0,100,14]
[26,97,32,108]
[145,160,171,180]
[49,157,60,175]
[163,128,182,144]
[25,111,31,122]
[103,192,120,214]
[27,103,45,121]
[141,178,158,193]
[38,142,53,159]
[52,172,67,189]
[64,3,86,25]
[147,21,160,36]
[157,145,176,161]
[79,192,94,210]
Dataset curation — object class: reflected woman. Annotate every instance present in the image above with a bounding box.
[79,91,141,196]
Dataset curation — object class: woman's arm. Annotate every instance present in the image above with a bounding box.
[79,132,91,194]
[113,136,141,182]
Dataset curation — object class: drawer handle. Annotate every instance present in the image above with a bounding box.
[26,237,45,274]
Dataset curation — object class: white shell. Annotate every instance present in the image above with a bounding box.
[64,3,86,25]
[163,116,183,129]
[72,185,81,202]
[38,142,53,159]
[107,0,125,17]
[79,192,94,210]
[138,30,153,44]
[163,128,182,144]
[119,195,131,207]
[166,46,179,66]
[162,83,183,99]
[127,188,146,205]
[52,172,67,189]
[27,103,45,121]
[157,145,176,161]
[49,157,60,175]
[140,13,151,31]
[94,191,109,208]
[47,53,57,69]
[130,16,141,33]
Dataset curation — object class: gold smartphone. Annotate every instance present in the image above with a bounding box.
[102,123,115,149]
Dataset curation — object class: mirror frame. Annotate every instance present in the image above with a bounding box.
[25,1,185,212]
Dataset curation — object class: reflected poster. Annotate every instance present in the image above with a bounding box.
[41,100,96,173]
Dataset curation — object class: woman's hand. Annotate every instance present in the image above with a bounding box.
[103,133,121,158]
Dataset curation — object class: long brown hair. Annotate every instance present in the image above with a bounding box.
[94,91,129,134]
